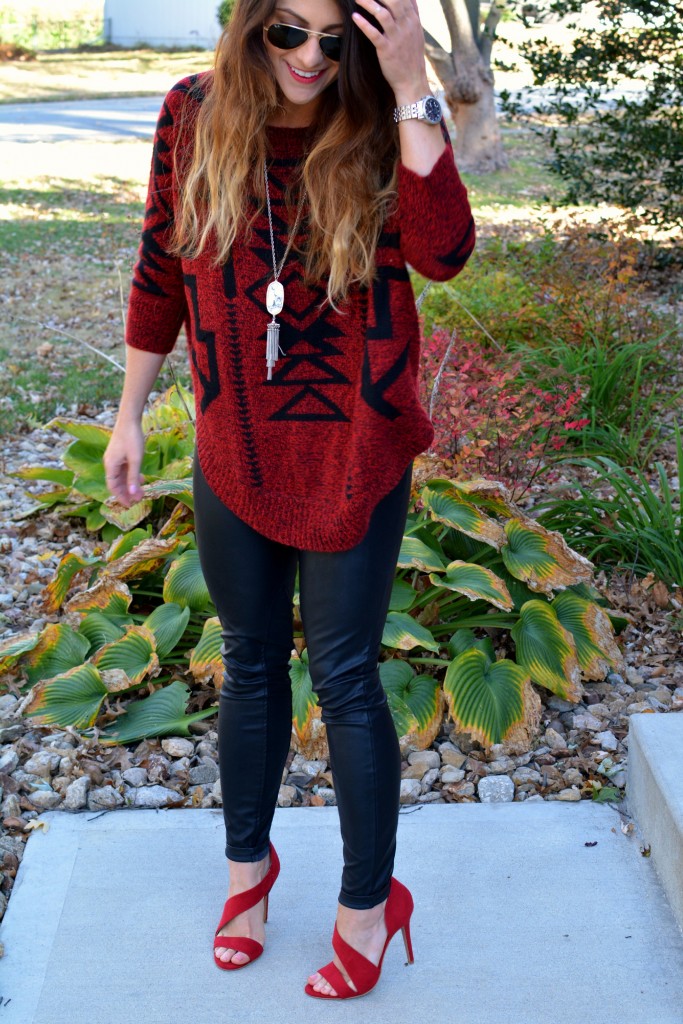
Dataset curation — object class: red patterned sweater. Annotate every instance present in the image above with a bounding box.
[125,72,476,551]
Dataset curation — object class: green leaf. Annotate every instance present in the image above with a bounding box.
[163,549,210,611]
[501,518,594,595]
[443,648,528,747]
[421,485,506,549]
[510,599,582,700]
[388,578,416,611]
[78,612,127,653]
[144,602,191,660]
[11,465,74,486]
[0,630,42,673]
[550,590,622,680]
[379,659,441,743]
[21,623,91,686]
[397,534,447,571]
[91,625,160,686]
[23,663,108,728]
[44,418,112,449]
[290,646,317,737]
[428,560,513,610]
[381,611,440,652]
[447,628,496,663]
[95,680,216,746]
[43,551,102,613]
[187,615,223,685]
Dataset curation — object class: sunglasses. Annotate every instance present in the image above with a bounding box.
[264,22,343,62]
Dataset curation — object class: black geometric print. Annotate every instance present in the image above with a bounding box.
[184,274,220,413]
[360,264,411,420]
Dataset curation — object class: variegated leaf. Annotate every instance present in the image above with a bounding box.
[443,648,529,747]
[96,680,216,747]
[510,599,583,700]
[158,501,195,538]
[22,663,108,728]
[20,623,91,686]
[104,535,183,581]
[381,611,440,652]
[163,549,210,611]
[64,577,132,618]
[447,627,496,663]
[428,560,513,610]
[143,602,191,660]
[449,478,522,518]
[421,485,506,549]
[99,495,154,529]
[11,465,74,486]
[397,534,447,572]
[91,624,160,686]
[78,611,127,653]
[42,551,102,613]
[501,518,594,595]
[44,417,112,449]
[0,630,41,674]
[388,578,416,611]
[550,590,623,680]
[379,659,443,748]
[290,647,318,743]
[105,528,152,562]
[188,616,223,685]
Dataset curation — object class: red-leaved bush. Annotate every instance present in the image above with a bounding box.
[419,323,590,500]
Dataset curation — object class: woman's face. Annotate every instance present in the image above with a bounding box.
[263,0,344,124]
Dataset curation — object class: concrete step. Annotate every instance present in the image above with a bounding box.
[1,802,682,1024]
[627,711,683,935]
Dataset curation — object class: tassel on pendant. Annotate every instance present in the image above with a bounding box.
[266,317,280,380]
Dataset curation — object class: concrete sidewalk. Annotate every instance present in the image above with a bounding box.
[1,801,682,1024]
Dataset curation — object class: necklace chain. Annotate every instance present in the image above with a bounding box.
[264,160,307,281]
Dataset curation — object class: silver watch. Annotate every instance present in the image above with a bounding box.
[393,95,442,126]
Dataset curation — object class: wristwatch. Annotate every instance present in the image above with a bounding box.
[393,95,442,125]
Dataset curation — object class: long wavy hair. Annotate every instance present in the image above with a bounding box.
[171,0,400,308]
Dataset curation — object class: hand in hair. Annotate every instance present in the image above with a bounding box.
[351,0,429,100]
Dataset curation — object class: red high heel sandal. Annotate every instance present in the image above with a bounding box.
[304,876,415,999]
[213,840,280,971]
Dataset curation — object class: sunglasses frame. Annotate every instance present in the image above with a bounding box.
[263,21,343,62]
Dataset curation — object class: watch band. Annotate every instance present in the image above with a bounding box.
[393,95,442,125]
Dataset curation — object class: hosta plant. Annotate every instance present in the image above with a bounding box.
[3,463,626,756]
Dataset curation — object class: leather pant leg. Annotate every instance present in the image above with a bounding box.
[193,449,297,862]
[298,462,413,909]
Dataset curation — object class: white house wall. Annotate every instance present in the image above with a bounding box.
[104,0,222,49]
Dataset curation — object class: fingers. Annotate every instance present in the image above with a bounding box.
[104,453,143,508]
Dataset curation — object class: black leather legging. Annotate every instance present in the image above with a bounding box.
[192,449,413,910]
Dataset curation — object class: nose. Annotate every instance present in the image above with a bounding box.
[294,33,327,68]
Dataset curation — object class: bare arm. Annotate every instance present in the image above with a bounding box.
[103,347,167,507]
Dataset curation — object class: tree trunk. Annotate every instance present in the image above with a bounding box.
[424,0,509,174]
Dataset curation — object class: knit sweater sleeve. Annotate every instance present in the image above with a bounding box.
[396,119,476,282]
[124,81,192,355]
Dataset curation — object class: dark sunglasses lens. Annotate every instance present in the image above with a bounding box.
[267,24,308,49]
[319,36,341,61]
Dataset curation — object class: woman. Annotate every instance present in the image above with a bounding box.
[103,0,475,1000]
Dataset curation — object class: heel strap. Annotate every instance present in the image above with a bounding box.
[215,842,280,934]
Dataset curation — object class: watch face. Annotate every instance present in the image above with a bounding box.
[424,97,442,124]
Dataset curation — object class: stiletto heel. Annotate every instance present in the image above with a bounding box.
[304,876,415,999]
[213,841,280,971]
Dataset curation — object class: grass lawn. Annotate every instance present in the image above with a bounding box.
[0,49,213,104]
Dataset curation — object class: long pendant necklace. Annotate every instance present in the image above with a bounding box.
[264,159,307,381]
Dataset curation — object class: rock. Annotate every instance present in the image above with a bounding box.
[605,671,624,686]
[316,787,336,805]
[126,785,182,808]
[563,768,584,787]
[11,770,44,792]
[0,749,19,774]
[540,729,569,753]
[300,759,328,777]
[417,791,444,803]
[401,763,426,781]
[594,730,619,752]
[188,758,219,786]
[42,731,77,749]
[87,786,125,811]
[440,766,465,784]
[121,767,148,788]
[0,834,25,858]
[572,712,602,731]
[211,778,222,802]
[161,737,195,759]
[442,780,476,800]
[407,750,440,770]
[277,784,298,807]
[23,751,61,778]
[625,667,644,686]
[511,767,542,786]
[420,767,440,793]
[439,745,467,768]
[555,786,582,801]
[399,779,421,804]
[478,775,515,802]
[168,757,191,777]
[27,786,62,809]
[0,723,23,743]
[486,756,516,774]
[63,776,90,811]
[0,695,18,712]
[0,793,21,818]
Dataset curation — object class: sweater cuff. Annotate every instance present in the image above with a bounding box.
[125,293,185,355]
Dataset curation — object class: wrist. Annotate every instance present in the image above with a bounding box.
[393,77,432,108]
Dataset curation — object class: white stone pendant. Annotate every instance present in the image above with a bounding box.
[266,280,285,316]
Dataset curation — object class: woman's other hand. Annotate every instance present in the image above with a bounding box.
[351,0,428,100]
[103,419,146,508]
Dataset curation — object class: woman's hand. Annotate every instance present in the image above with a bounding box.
[351,0,429,101]
[103,419,146,508]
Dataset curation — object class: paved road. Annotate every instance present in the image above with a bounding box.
[0,96,164,143]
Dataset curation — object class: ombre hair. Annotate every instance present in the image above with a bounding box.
[171,0,400,309]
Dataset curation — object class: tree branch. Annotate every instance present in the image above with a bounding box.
[481,1,503,66]
[424,29,456,80]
